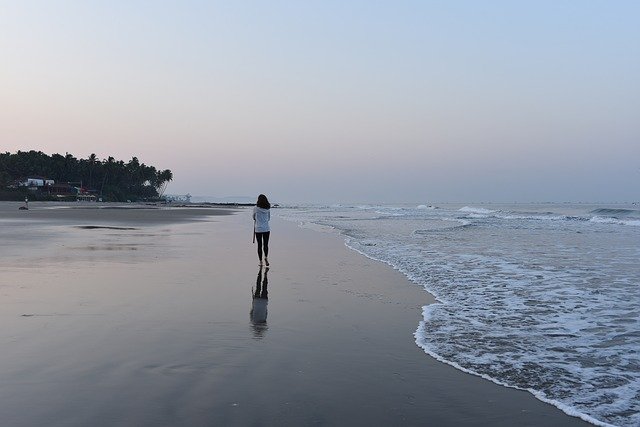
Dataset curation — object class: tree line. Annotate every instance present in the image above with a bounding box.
[0,150,173,202]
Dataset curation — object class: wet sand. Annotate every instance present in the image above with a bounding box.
[0,202,590,426]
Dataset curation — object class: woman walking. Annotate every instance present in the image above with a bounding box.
[253,194,271,266]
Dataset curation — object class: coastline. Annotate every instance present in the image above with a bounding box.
[276,217,593,427]
[0,203,591,426]
[333,221,610,427]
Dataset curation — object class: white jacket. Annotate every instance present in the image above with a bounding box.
[253,206,271,232]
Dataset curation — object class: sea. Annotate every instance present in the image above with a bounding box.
[277,203,640,427]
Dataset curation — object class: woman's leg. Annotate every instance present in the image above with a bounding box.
[263,232,270,265]
[256,232,264,263]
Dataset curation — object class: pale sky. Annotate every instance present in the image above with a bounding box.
[1,1,638,204]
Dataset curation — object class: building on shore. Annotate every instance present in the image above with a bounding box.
[7,177,99,201]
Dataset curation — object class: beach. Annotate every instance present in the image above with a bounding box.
[0,202,591,426]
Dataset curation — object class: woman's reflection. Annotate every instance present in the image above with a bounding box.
[250,266,269,338]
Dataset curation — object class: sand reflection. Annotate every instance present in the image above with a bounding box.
[250,266,269,338]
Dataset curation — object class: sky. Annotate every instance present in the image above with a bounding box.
[1,1,639,204]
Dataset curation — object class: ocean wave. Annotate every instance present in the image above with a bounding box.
[375,210,406,217]
[458,206,495,214]
[462,209,640,227]
[414,219,472,234]
[497,214,569,221]
[467,213,489,219]
[443,217,472,226]
[590,216,640,227]
[414,312,616,427]
[590,208,640,218]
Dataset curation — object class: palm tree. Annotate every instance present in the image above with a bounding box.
[156,169,173,197]
[88,153,97,190]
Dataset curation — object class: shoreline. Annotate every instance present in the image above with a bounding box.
[293,218,602,427]
[0,201,238,225]
[0,204,592,426]
[331,225,608,427]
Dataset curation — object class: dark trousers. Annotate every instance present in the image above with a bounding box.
[255,231,270,259]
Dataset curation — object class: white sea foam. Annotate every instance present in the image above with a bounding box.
[414,308,617,427]
[498,213,568,221]
[442,217,471,227]
[467,213,489,219]
[458,206,495,214]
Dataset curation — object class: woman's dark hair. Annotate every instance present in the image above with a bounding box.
[256,194,271,209]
